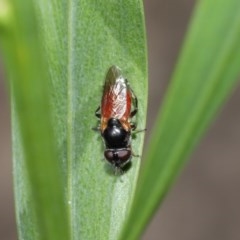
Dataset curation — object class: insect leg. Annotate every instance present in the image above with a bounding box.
[133,128,147,134]
[93,106,101,131]
[92,126,101,132]
[130,88,138,118]
[95,106,101,118]
[130,122,137,131]
[132,152,140,157]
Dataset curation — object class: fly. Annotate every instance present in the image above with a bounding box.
[94,65,140,170]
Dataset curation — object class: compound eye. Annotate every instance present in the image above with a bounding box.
[104,150,115,163]
[104,149,132,165]
[117,149,131,162]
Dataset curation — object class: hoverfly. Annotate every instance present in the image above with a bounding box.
[94,65,140,170]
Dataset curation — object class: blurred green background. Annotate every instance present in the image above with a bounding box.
[1,0,240,239]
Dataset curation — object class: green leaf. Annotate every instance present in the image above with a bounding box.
[121,0,240,239]
[0,1,147,240]
[61,2,147,239]
[0,0,69,240]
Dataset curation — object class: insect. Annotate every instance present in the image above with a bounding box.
[94,65,139,170]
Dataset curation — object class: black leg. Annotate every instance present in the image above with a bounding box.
[133,128,146,134]
[95,106,101,118]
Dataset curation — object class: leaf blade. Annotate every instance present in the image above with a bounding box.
[121,0,240,239]
[0,0,70,239]
[66,2,147,239]
[1,0,148,239]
